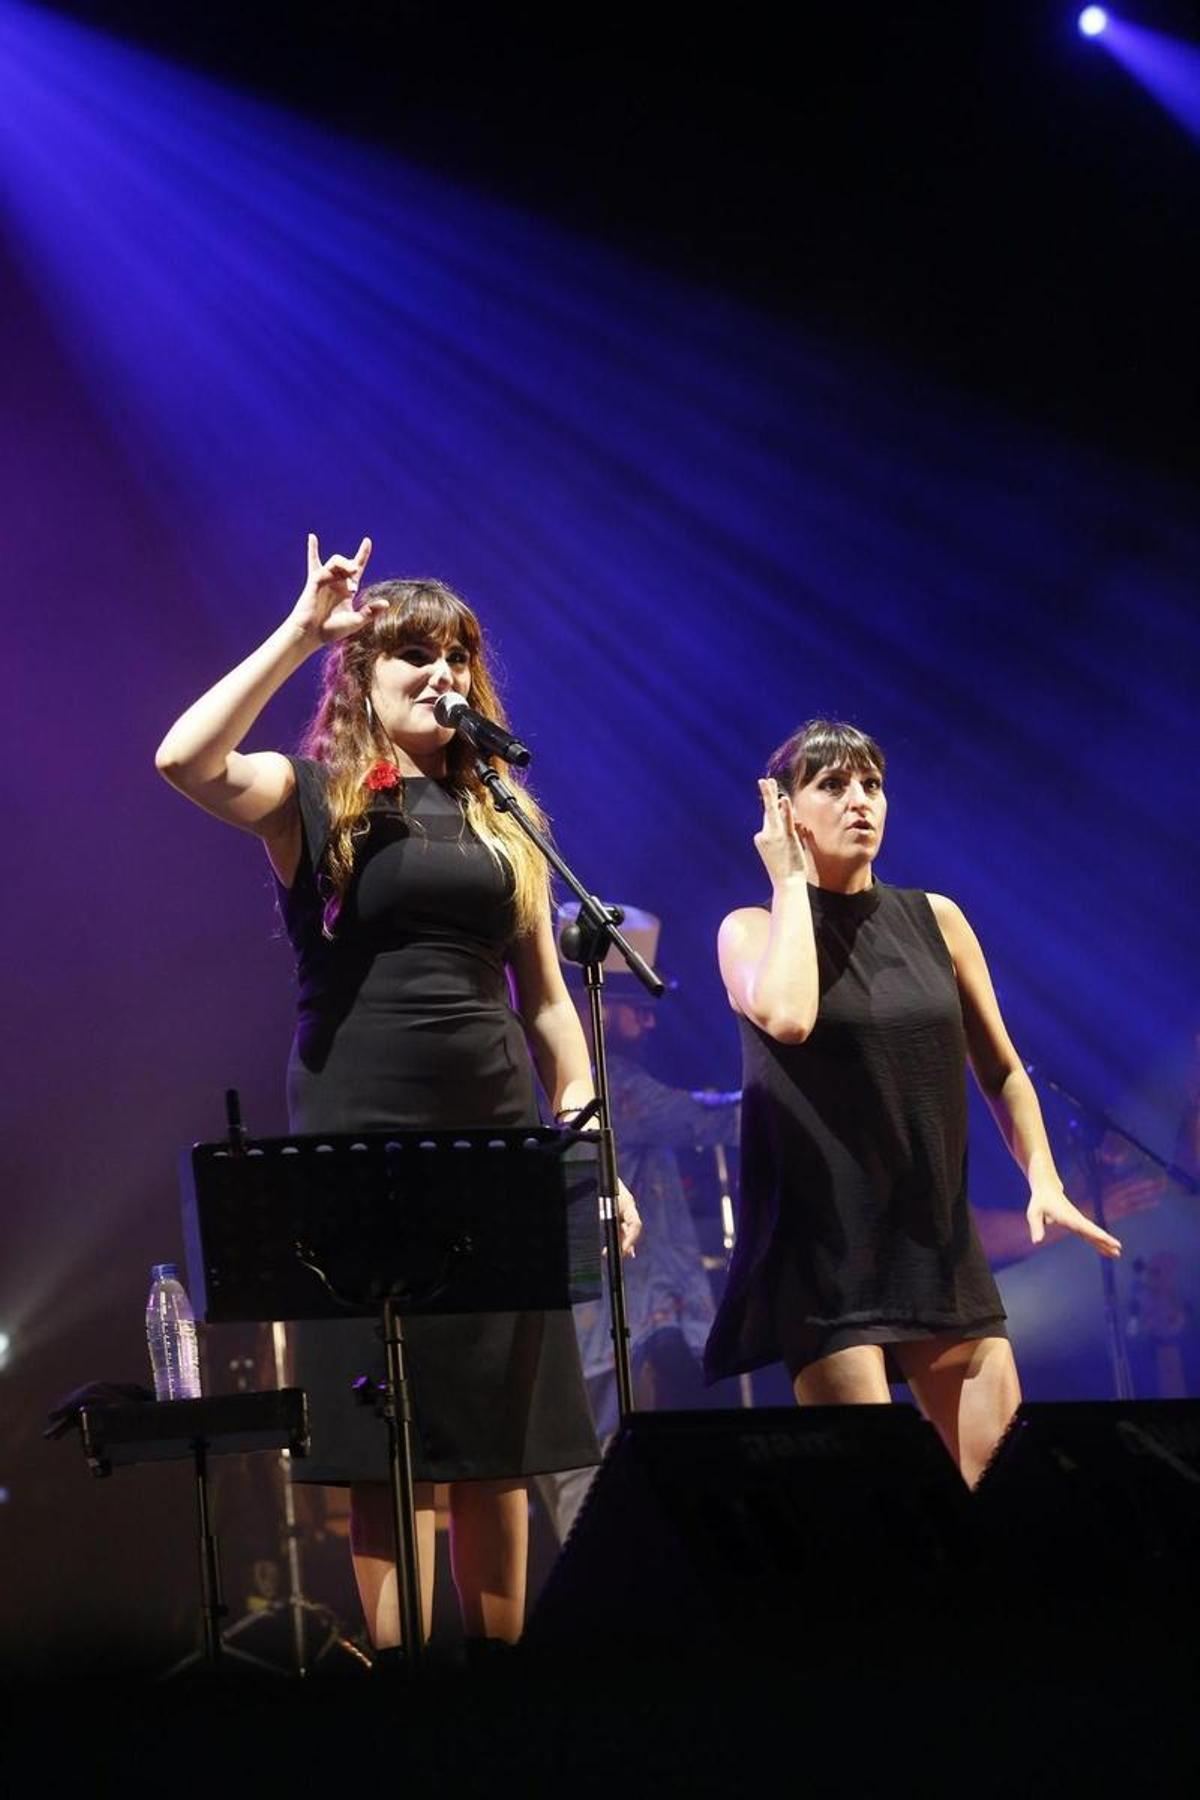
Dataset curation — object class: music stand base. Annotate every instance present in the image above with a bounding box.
[162,1599,369,1682]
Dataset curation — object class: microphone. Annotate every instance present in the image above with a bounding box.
[433,693,532,767]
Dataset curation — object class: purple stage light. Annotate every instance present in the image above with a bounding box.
[1078,7,1109,36]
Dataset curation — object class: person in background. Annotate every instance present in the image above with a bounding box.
[979,1032,1197,1397]
[974,1129,1163,1268]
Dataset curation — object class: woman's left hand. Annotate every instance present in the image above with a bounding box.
[617,1181,642,1257]
[1027,1186,1122,1258]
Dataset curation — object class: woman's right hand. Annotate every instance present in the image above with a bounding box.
[289,533,380,643]
[753,778,813,887]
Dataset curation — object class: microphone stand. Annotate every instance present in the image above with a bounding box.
[473,757,663,1422]
[1037,1069,1199,1403]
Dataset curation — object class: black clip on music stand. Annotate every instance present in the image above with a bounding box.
[472,755,664,1422]
[181,1122,603,1670]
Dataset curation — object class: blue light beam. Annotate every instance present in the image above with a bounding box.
[1081,13,1200,141]
[0,0,1197,1199]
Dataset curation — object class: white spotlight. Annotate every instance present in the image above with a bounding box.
[1079,7,1110,36]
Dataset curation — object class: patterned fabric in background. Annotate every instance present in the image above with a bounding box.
[572,1051,739,1433]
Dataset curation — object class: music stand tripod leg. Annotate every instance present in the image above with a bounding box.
[168,1433,289,1680]
[193,1437,225,1674]
[157,1418,308,1683]
[381,1296,425,1667]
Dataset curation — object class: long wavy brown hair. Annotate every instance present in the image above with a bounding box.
[300,579,550,938]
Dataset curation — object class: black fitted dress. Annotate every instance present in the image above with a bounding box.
[703,882,1006,1384]
[278,757,599,1485]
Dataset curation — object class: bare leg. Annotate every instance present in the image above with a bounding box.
[793,1342,892,1405]
[893,1334,1021,1487]
[349,1479,438,1648]
[449,1478,529,1643]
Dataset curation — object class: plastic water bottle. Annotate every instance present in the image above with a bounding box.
[146,1263,202,1401]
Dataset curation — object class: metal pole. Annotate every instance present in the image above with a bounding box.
[381,1296,425,1665]
[271,1320,309,1674]
[585,961,635,1420]
[193,1438,225,1674]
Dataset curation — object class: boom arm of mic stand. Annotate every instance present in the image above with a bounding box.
[473,760,664,997]
[473,758,647,1418]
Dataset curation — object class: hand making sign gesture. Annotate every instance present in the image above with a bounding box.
[291,534,379,643]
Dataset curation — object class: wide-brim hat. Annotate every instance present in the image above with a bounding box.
[555,902,676,994]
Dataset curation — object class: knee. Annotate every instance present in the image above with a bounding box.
[349,1482,390,1556]
[459,1477,527,1506]
[350,1481,435,1556]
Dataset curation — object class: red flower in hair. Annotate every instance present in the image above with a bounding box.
[365,760,401,792]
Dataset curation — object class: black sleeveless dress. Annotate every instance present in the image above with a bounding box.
[703,882,1005,1384]
[278,757,599,1484]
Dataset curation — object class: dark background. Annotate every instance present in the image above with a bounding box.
[41,0,1200,481]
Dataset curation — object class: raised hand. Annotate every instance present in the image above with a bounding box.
[753,778,814,888]
[290,533,380,643]
[1027,1185,1122,1258]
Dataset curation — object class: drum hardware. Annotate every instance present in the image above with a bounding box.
[1038,1067,1199,1402]
[210,1318,365,1676]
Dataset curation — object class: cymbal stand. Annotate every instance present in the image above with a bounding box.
[217,1321,361,1675]
[1039,1066,1200,1402]
[1068,1115,1136,1401]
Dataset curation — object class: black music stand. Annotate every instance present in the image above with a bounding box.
[180,1125,602,1669]
[75,1387,309,1678]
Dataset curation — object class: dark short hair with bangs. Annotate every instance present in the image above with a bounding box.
[765,719,886,794]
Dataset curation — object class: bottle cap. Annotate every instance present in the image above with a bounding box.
[151,1262,178,1280]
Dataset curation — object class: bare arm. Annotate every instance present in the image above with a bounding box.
[508,905,641,1253]
[154,534,375,880]
[509,905,595,1117]
[718,779,820,1042]
[927,893,1121,1259]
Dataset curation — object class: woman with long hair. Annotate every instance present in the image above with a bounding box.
[156,533,640,1652]
[704,718,1118,1484]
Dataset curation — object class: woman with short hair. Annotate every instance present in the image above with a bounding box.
[705,718,1117,1484]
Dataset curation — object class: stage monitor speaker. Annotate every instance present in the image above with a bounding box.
[523,1405,972,1662]
[974,1399,1200,1622]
